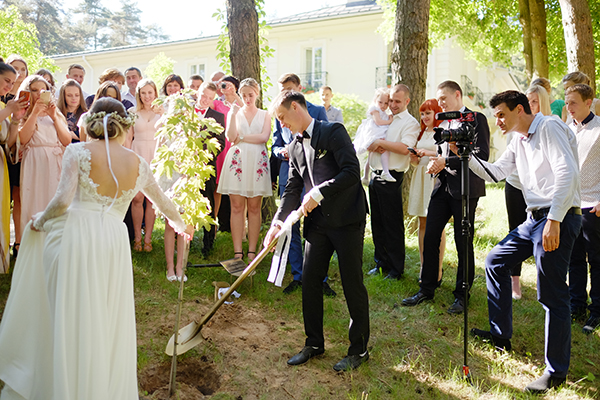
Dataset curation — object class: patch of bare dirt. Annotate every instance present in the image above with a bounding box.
[139,356,220,399]
[140,301,352,399]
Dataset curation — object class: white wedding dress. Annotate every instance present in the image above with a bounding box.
[0,143,186,400]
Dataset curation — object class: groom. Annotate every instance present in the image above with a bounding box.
[264,90,370,371]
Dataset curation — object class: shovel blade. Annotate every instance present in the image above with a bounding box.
[165,320,205,356]
[220,258,254,277]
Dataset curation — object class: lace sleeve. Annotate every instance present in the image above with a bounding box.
[138,158,187,234]
[32,144,80,230]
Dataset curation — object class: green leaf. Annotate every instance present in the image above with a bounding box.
[587,372,596,382]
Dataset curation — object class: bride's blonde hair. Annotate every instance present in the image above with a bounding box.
[85,97,136,140]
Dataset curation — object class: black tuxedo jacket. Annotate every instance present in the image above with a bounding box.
[433,108,490,199]
[273,120,367,230]
[203,108,226,168]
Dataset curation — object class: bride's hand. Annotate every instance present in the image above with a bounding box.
[30,217,40,231]
[183,225,195,241]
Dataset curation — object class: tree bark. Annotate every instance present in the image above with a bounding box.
[390,0,430,214]
[390,0,430,120]
[529,0,549,79]
[518,0,533,82]
[558,0,596,93]
[226,0,262,108]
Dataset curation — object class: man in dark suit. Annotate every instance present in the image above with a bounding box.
[264,90,370,371]
[271,73,333,296]
[196,82,226,256]
[402,80,490,314]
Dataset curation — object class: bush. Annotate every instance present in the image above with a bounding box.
[305,92,368,139]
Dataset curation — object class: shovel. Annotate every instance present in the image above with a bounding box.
[187,257,253,277]
[165,208,303,356]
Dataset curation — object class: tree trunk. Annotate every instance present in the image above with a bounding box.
[558,0,596,93]
[529,0,549,79]
[226,0,262,108]
[390,0,430,215]
[518,0,533,82]
[390,0,430,120]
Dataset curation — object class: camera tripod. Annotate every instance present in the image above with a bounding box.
[454,141,497,383]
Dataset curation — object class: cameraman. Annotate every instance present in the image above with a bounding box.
[402,80,490,314]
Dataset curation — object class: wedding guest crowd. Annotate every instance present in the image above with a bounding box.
[1,47,600,393]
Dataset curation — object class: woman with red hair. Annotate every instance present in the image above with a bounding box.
[408,99,446,284]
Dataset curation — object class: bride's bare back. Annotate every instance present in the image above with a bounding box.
[85,140,141,199]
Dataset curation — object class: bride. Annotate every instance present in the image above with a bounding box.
[0,97,194,399]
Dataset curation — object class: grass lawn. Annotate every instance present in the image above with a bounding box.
[1,182,599,399]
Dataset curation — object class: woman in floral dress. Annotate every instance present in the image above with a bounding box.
[217,78,271,261]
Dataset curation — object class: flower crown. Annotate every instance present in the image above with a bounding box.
[84,111,137,128]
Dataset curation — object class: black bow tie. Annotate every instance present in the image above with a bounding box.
[295,131,310,143]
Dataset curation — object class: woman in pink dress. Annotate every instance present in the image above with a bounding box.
[18,75,70,231]
[127,79,161,252]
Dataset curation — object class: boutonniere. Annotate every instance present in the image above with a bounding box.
[316,149,328,159]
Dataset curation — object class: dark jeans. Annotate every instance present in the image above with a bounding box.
[485,212,581,378]
[420,189,479,301]
[504,182,527,277]
[302,213,369,355]
[368,170,405,277]
[569,209,600,317]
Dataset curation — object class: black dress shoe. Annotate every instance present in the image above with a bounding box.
[470,328,512,351]
[283,280,302,294]
[447,298,464,314]
[333,351,369,371]
[524,373,566,393]
[287,346,325,365]
[322,281,337,297]
[401,291,433,306]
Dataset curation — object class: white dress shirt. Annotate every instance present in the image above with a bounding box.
[571,114,600,208]
[122,91,137,108]
[298,119,323,203]
[470,113,580,222]
[369,109,419,172]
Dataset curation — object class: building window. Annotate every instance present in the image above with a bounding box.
[304,47,324,91]
[190,64,206,79]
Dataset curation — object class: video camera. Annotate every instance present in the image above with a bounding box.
[433,111,477,146]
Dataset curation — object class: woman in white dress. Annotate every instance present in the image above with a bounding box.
[0,98,193,400]
[408,99,446,284]
[217,78,271,261]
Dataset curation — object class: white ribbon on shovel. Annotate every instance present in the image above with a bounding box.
[267,209,303,287]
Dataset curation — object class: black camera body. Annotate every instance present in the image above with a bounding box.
[433,111,477,146]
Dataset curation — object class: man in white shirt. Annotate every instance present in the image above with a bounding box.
[66,64,88,98]
[469,90,581,394]
[565,83,600,334]
[123,67,142,108]
[367,84,420,280]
